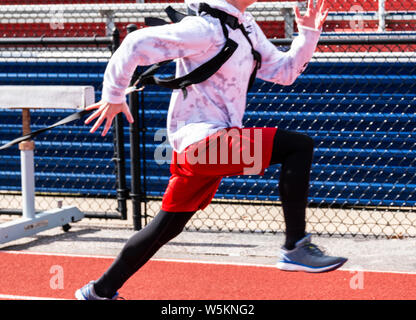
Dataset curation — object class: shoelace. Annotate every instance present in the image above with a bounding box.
[302,242,325,257]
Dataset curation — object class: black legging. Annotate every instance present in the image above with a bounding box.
[94,210,194,298]
[270,129,314,249]
[94,128,314,298]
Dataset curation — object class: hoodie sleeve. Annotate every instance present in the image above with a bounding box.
[254,24,321,86]
[102,16,216,104]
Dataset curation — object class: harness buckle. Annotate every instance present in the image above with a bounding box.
[125,85,145,95]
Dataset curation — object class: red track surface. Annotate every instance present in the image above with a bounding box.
[0,251,415,300]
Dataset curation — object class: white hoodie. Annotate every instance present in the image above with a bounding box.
[102,0,320,153]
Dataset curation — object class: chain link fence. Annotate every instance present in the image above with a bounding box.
[133,0,416,238]
[0,1,415,238]
[0,33,126,219]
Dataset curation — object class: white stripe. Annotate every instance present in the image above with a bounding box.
[2,250,115,260]
[152,257,276,269]
[154,258,416,275]
[0,293,68,300]
[339,267,416,275]
[2,250,416,275]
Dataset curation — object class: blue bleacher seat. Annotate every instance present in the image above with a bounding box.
[0,58,415,208]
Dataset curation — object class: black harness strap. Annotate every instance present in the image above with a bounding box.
[0,108,91,151]
[134,3,262,97]
[144,16,169,27]
[198,3,262,92]
[165,5,189,23]
[138,38,238,98]
[238,23,262,91]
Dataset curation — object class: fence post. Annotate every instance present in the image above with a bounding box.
[111,27,128,220]
[282,8,295,38]
[126,23,143,230]
[378,0,386,32]
[100,10,115,36]
[139,88,148,226]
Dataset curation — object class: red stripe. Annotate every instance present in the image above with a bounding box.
[1,0,136,4]
[323,20,416,33]
[0,0,414,10]
[0,22,145,39]
[258,21,285,38]
[0,20,413,39]
[316,44,416,53]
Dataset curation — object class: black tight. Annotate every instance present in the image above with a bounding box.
[94,129,314,298]
[94,210,195,298]
[269,129,314,250]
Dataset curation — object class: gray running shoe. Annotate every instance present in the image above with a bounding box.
[75,281,121,300]
[276,235,347,273]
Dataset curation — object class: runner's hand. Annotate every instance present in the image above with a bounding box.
[294,0,329,30]
[84,101,134,136]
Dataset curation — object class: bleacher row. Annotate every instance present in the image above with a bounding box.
[0,1,415,38]
[0,0,415,10]
[0,1,415,209]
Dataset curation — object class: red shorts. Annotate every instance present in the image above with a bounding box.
[161,127,277,212]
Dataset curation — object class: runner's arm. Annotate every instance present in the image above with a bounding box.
[255,0,328,85]
[102,17,216,104]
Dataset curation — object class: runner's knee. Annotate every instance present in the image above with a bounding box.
[270,129,314,165]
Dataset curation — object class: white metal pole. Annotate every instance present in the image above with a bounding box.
[378,0,386,32]
[99,10,115,36]
[19,108,36,219]
[20,149,36,219]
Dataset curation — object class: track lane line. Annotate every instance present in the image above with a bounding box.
[0,293,69,300]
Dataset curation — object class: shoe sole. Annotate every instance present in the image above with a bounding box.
[75,287,119,300]
[75,289,87,300]
[276,258,348,273]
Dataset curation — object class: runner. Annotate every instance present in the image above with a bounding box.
[76,0,347,300]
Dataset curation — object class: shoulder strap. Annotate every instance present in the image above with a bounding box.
[165,5,190,23]
[145,5,191,26]
[138,37,237,99]
[198,3,240,30]
[237,23,262,92]
[129,4,261,97]
[198,3,262,92]
[132,5,239,98]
